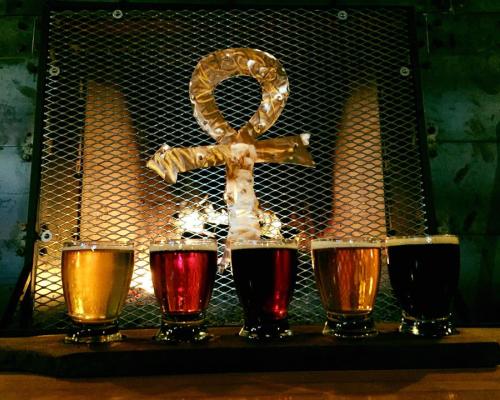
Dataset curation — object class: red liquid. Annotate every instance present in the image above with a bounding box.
[231,247,298,324]
[150,250,217,317]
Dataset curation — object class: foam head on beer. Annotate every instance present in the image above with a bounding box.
[385,235,459,247]
[149,239,218,253]
[311,238,381,250]
[62,241,135,252]
[230,239,298,250]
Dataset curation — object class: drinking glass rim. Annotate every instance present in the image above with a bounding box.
[62,241,134,251]
[385,234,459,246]
[310,237,381,249]
[229,238,298,250]
[149,238,217,252]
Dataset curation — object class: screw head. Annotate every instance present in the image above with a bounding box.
[400,66,411,77]
[48,65,60,77]
[40,230,53,242]
[337,11,348,20]
[112,9,124,19]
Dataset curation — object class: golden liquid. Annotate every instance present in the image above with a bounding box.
[313,247,380,314]
[61,248,134,324]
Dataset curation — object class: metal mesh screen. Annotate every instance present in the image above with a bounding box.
[32,6,428,330]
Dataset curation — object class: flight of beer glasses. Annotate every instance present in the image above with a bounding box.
[230,239,298,340]
[61,241,134,344]
[311,238,381,338]
[149,239,218,343]
[386,235,460,337]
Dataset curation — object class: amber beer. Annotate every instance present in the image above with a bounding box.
[149,239,218,342]
[311,238,381,338]
[61,242,134,343]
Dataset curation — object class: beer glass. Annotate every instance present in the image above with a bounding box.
[230,239,298,340]
[61,241,134,344]
[386,235,460,337]
[150,239,218,343]
[311,238,381,338]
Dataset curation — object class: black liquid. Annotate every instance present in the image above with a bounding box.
[387,243,460,320]
[231,247,298,326]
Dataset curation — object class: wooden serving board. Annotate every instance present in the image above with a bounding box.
[0,325,498,377]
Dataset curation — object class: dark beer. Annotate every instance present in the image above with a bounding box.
[312,241,381,315]
[150,241,217,319]
[386,236,460,320]
[231,240,298,339]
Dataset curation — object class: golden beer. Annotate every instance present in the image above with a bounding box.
[61,242,134,342]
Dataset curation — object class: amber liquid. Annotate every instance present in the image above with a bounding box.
[61,248,134,324]
[313,246,380,314]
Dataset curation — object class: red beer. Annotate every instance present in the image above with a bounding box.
[150,239,217,342]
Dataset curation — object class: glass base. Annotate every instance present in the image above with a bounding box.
[154,315,212,343]
[323,313,377,339]
[239,319,293,341]
[399,313,457,337]
[65,321,123,344]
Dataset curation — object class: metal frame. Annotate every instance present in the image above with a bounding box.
[1,2,51,329]
[408,8,437,234]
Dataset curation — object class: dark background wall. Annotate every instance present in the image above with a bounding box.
[0,0,498,325]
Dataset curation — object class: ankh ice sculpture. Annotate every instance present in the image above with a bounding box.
[147,48,314,240]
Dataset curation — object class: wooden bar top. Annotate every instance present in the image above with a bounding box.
[1,367,500,399]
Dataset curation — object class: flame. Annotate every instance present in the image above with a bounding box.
[133,270,155,294]
[259,209,283,239]
[173,196,228,238]
[173,196,284,240]
[177,208,208,235]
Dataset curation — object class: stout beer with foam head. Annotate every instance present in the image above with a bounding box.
[386,235,460,337]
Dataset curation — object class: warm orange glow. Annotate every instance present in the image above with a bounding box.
[80,81,146,241]
[326,82,386,238]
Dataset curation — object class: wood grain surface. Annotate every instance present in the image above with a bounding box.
[1,368,500,400]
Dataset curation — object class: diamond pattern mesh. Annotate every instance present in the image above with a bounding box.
[32,7,428,329]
